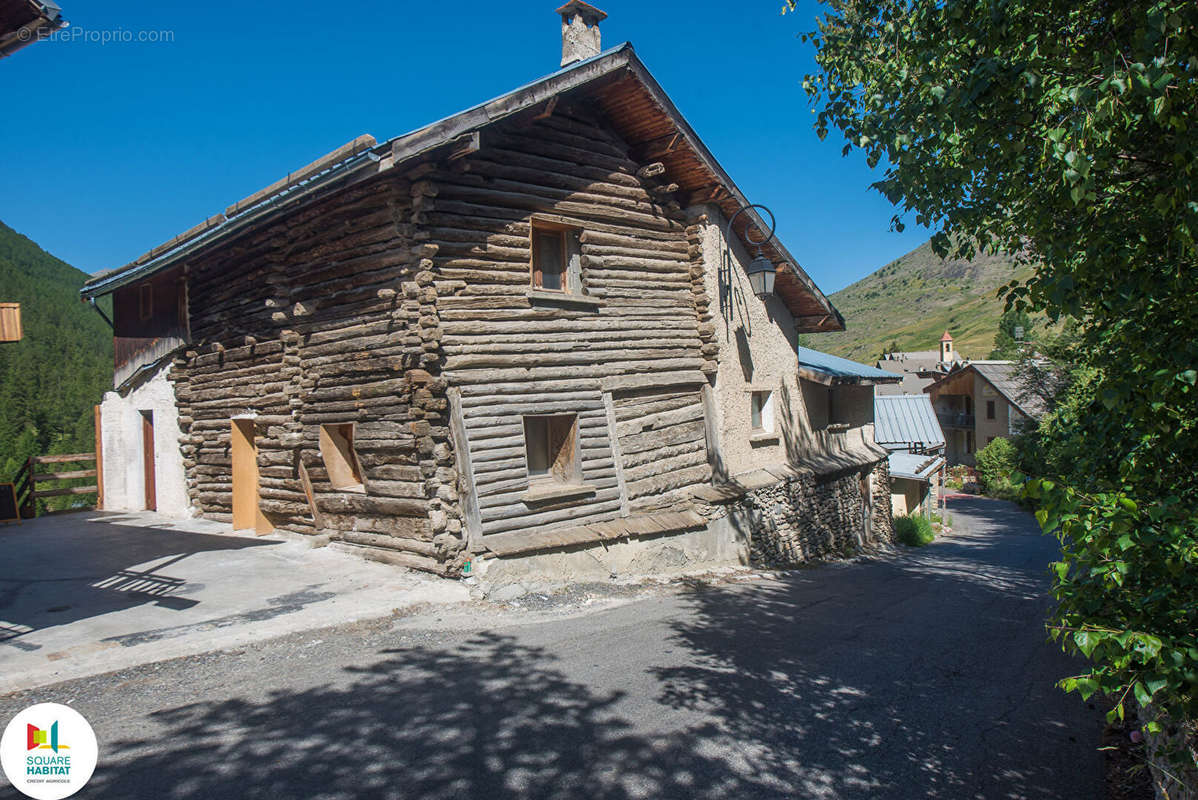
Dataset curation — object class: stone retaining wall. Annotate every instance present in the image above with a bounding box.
[712,459,893,567]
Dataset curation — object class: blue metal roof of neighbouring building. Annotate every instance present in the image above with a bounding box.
[875,394,945,450]
[888,451,945,481]
[796,347,902,385]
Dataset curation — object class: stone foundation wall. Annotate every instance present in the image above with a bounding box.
[870,458,895,544]
[714,459,893,567]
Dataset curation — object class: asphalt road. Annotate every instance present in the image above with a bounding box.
[0,497,1103,799]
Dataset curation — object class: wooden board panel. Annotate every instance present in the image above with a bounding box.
[0,303,22,342]
[231,419,270,533]
[141,411,156,512]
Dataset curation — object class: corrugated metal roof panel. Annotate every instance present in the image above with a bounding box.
[888,452,945,481]
[874,394,945,449]
[797,347,902,383]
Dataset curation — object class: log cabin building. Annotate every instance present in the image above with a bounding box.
[82,4,898,577]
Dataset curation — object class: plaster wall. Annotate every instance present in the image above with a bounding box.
[99,364,190,517]
[890,476,928,518]
[974,373,1012,447]
[695,204,823,476]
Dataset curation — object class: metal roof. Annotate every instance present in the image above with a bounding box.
[874,394,945,450]
[888,452,945,481]
[796,347,902,385]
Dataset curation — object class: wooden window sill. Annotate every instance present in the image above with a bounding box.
[520,482,597,505]
[525,289,604,310]
[749,432,780,446]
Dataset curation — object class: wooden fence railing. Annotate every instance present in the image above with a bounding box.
[13,453,99,518]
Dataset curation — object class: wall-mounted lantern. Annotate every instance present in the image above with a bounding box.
[725,204,777,299]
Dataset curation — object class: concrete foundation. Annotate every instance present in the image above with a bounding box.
[99,364,190,517]
[476,520,750,588]
[476,459,894,589]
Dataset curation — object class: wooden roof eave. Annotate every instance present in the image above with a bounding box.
[617,57,843,332]
[80,43,845,329]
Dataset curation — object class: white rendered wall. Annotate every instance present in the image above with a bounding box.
[99,364,190,517]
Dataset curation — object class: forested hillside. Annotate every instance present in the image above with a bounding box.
[0,221,112,481]
[815,239,1033,362]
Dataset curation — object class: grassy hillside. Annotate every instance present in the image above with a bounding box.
[812,239,1034,362]
[0,221,112,486]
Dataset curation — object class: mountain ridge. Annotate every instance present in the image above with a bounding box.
[813,239,1033,362]
[0,220,113,483]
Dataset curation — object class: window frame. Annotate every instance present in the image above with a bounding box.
[750,390,775,433]
[530,219,581,294]
[986,399,996,420]
[138,282,154,321]
[522,413,580,486]
[319,422,366,493]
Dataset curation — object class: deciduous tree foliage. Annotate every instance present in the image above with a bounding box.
[793,0,1197,747]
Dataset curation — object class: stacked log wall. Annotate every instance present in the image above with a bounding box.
[169,176,466,573]
[425,101,715,541]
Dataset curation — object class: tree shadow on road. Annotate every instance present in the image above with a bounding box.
[83,499,1100,799]
[0,513,276,652]
[650,500,1101,799]
[87,631,785,799]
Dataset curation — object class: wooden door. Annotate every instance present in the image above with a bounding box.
[141,411,156,511]
[231,419,270,533]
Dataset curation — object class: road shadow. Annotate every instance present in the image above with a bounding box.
[87,631,790,799]
[80,500,1099,799]
[649,497,1100,798]
[0,512,277,651]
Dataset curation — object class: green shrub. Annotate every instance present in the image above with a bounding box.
[975,437,1018,497]
[895,514,935,546]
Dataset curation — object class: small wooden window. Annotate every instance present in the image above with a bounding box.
[523,414,578,484]
[319,423,365,492]
[751,391,774,433]
[532,225,567,292]
[986,400,996,420]
[138,282,153,321]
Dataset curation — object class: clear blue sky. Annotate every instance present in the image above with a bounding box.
[0,1,928,293]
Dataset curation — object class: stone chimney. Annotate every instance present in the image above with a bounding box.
[939,330,954,363]
[557,1,606,67]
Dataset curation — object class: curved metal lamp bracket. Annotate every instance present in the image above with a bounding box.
[725,204,777,250]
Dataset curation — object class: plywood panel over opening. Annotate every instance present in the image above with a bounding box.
[319,423,365,493]
[231,419,271,533]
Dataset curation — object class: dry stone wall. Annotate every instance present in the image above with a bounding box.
[707,459,893,566]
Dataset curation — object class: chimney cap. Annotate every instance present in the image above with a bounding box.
[940,330,953,342]
[556,0,607,22]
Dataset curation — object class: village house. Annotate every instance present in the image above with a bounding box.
[875,330,962,395]
[873,394,945,517]
[81,4,899,578]
[924,361,1043,465]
